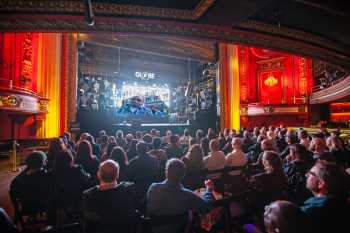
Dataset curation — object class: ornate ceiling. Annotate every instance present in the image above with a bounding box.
[0,0,349,69]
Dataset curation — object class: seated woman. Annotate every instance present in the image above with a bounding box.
[148,137,167,171]
[110,146,129,181]
[75,140,100,179]
[251,151,288,208]
[182,144,204,190]
[50,150,92,209]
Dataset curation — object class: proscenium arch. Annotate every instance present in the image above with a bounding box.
[1,15,350,70]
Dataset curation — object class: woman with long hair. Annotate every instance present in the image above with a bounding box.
[75,140,100,178]
[126,139,138,160]
[110,146,129,181]
[182,144,204,190]
[46,138,66,170]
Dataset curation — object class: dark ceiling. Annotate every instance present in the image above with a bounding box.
[1,0,350,68]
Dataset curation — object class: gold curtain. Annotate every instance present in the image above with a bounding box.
[36,33,62,138]
[218,43,240,131]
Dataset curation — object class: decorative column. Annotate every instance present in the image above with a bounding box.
[218,43,240,131]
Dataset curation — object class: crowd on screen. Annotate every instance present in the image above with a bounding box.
[3,125,350,233]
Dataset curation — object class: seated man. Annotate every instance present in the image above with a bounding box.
[147,158,214,233]
[10,151,52,215]
[301,161,350,233]
[83,160,136,233]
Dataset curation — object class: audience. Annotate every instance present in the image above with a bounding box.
[7,125,350,233]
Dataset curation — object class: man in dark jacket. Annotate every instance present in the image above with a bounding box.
[83,160,136,233]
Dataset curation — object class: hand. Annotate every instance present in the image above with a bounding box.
[205,179,214,191]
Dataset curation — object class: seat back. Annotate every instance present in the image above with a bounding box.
[142,212,190,233]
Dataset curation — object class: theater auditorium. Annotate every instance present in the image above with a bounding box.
[0,1,350,233]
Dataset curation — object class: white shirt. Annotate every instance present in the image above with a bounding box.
[203,150,226,179]
[225,150,247,176]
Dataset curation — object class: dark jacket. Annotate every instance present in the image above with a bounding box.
[83,182,136,233]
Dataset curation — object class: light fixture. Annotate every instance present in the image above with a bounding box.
[264,73,278,87]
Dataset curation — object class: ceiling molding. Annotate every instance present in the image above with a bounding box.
[1,15,350,69]
[0,0,215,20]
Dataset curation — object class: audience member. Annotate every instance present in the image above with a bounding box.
[115,130,127,150]
[165,135,183,159]
[200,137,210,156]
[301,161,350,233]
[46,138,66,170]
[182,144,204,190]
[179,128,191,146]
[75,140,100,178]
[86,135,101,159]
[83,160,136,233]
[147,158,213,233]
[225,138,247,176]
[263,201,310,233]
[126,139,138,160]
[10,151,51,215]
[148,137,167,170]
[203,139,226,179]
[110,146,129,181]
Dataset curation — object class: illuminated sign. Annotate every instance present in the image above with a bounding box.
[135,71,155,80]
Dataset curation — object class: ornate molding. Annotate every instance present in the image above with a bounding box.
[0,0,215,20]
[0,91,49,114]
[310,74,350,104]
[238,20,350,58]
[1,16,350,69]
[241,104,307,116]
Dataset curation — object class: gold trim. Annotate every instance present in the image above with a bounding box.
[0,0,215,20]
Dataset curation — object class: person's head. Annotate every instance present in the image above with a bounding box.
[298,130,309,140]
[209,139,220,152]
[231,137,242,150]
[267,131,276,140]
[99,130,106,137]
[98,160,119,183]
[207,128,215,139]
[260,127,267,136]
[326,135,343,151]
[200,137,210,154]
[170,135,179,145]
[101,135,109,144]
[125,134,134,144]
[48,137,66,154]
[76,140,93,160]
[196,129,205,139]
[135,131,143,140]
[224,128,231,137]
[116,130,124,139]
[183,128,190,137]
[253,127,260,137]
[309,137,326,153]
[108,136,116,144]
[243,130,250,139]
[262,151,282,174]
[54,150,74,171]
[26,151,47,171]
[110,146,128,169]
[186,144,204,169]
[261,139,274,151]
[64,132,72,141]
[289,143,308,161]
[264,201,307,233]
[136,141,148,155]
[152,137,162,149]
[143,134,153,144]
[79,132,89,141]
[285,133,298,145]
[165,158,186,183]
[166,130,172,137]
[306,161,349,197]
[86,134,95,144]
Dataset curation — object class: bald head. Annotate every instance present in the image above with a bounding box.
[98,160,119,183]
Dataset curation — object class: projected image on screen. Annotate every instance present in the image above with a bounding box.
[116,84,170,119]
